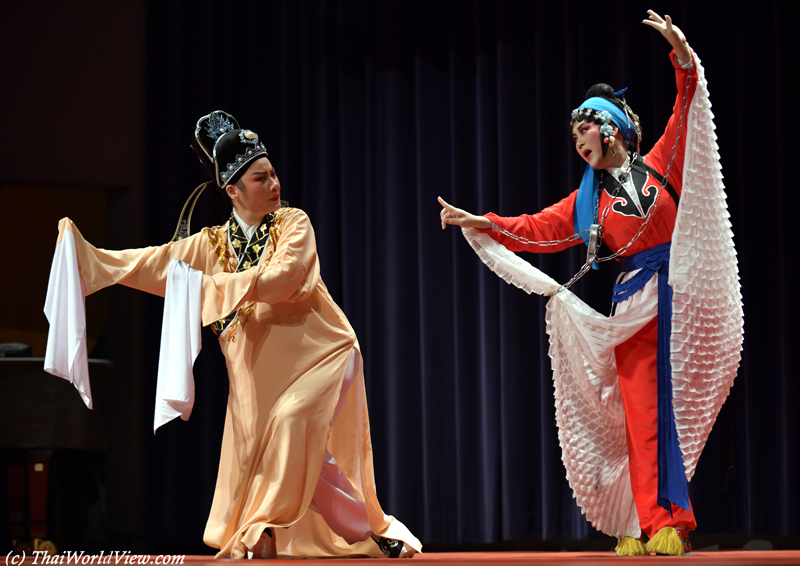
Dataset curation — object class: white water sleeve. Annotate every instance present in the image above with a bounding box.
[668,52,743,480]
[154,259,203,433]
[462,227,656,538]
[44,229,93,409]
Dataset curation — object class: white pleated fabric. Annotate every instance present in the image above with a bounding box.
[463,228,652,538]
[668,53,743,480]
[460,51,742,540]
[44,229,93,409]
[154,259,203,433]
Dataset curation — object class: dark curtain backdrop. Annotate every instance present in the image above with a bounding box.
[134,0,797,549]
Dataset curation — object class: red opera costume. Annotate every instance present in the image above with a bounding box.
[484,52,695,260]
[460,50,742,545]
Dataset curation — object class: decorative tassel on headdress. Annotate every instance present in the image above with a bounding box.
[645,527,684,556]
[615,536,647,556]
[613,87,642,148]
[170,181,211,242]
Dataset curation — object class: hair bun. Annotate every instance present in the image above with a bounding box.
[584,83,616,100]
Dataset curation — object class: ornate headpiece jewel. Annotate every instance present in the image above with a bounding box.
[239,130,258,144]
[206,112,236,141]
[574,98,636,144]
[597,110,614,138]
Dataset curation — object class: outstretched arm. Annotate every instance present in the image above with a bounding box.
[643,9,691,62]
[438,194,581,254]
[54,217,214,298]
[438,196,492,230]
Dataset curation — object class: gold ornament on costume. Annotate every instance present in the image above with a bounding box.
[204,226,236,272]
[212,208,293,340]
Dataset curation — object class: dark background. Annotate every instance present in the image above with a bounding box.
[1,0,796,554]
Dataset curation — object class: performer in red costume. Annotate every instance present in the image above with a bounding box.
[438,11,742,557]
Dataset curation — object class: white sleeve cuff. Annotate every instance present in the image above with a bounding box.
[154,259,203,433]
[44,230,93,409]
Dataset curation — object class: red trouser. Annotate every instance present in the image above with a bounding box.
[615,317,697,538]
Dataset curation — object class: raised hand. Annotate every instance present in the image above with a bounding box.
[642,10,691,63]
[438,196,492,231]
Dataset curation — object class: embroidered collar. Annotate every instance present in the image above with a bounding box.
[211,211,277,338]
[604,155,640,210]
[228,212,273,272]
[232,209,258,241]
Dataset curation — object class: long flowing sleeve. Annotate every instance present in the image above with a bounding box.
[44,229,92,407]
[45,218,214,408]
[54,217,214,297]
[667,51,743,480]
[154,259,203,433]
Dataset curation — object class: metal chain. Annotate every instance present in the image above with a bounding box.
[497,227,588,247]
[552,64,694,293]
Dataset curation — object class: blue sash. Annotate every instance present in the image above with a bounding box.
[613,242,691,513]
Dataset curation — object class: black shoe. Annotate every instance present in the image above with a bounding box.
[372,535,412,558]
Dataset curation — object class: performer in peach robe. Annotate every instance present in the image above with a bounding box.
[45,114,420,559]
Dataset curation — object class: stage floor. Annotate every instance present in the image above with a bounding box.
[200,550,800,565]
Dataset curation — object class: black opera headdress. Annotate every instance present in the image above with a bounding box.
[213,128,268,189]
[171,111,268,242]
[191,110,240,182]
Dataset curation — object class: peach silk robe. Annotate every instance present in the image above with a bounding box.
[53,208,421,558]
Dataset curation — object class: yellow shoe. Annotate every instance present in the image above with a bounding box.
[615,536,647,556]
[645,526,691,556]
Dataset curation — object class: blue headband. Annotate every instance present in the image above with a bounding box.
[572,98,636,254]
[576,97,636,142]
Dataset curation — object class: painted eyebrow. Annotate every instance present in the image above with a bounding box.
[250,169,269,176]
[572,123,589,135]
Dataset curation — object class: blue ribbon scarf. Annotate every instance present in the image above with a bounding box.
[613,242,691,514]
[573,98,638,247]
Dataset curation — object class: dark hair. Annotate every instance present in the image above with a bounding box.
[570,83,641,157]
[210,182,233,217]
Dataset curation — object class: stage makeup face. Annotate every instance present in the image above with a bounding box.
[227,157,282,222]
[571,120,623,170]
